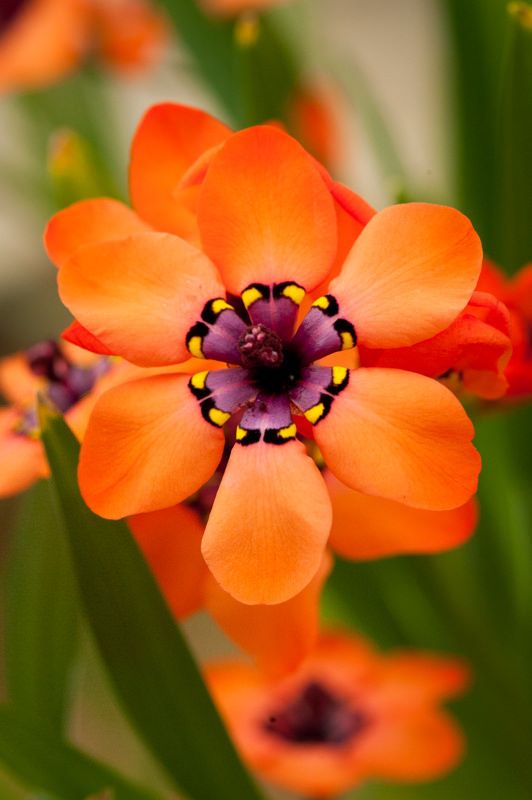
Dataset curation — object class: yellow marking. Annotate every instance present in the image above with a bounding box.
[304,403,325,425]
[234,13,260,48]
[236,425,247,441]
[281,284,305,305]
[277,423,297,440]
[331,366,348,386]
[189,370,209,390]
[340,331,355,350]
[241,286,264,309]
[187,336,204,359]
[312,296,330,311]
[211,298,233,316]
[208,408,231,427]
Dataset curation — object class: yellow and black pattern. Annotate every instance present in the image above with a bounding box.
[235,421,297,447]
[301,366,350,426]
[311,295,357,351]
[185,297,236,359]
[188,370,232,428]
[241,281,305,311]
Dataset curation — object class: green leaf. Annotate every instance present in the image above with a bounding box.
[5,481,78,732]
[153,0,299,127]
[493,3,532,271]
[39,404,265,800]
[0,706,156,800]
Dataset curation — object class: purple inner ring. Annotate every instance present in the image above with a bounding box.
[264,680,370,746]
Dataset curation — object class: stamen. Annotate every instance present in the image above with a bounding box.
[264,680,369,746]
[239,324,284,369]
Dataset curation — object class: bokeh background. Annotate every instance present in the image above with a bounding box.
[0,1,531,798]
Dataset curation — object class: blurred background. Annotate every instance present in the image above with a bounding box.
[0,0,531,798]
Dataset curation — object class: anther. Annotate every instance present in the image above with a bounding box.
[238,324,284,369]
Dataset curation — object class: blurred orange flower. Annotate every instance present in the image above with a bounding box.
[46,103,482,605]
[0,0,166,92]
[477,260,532,398]
[0,340,136,497]
[207,630,469,797]
[359,289,513,400]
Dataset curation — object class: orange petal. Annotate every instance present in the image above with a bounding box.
[0,352,39,407]
[205,551,332,676]
[0,410,46,498]
[377,652,470,704]
[315,368,480,510]
[91,0,167,73]
[44,198,150,269]
[201,439,332,604]
[326,472,478,559]
[330,203,482,348]
[58,232,225,366]
[0,0,89,93]
[356,709,465,783]
[198,126,337,293]
[62,321,114,356]
[129,103,231,238]
[129,505,208,618]
[78,373,224,518]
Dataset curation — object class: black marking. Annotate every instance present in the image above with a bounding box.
[244,282,271,301]
[273,281,304,301]
[327,370,350,396]
[320,294,339,317]
[263,427,295,445]
[236,428,262,446]
[201,298,229,325]
[185,321,209,347]
[187,377,211,401]
[333,318,357,344]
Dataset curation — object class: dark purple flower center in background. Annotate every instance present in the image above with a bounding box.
[25,340,108,414]
[264,680,369,746]
[0,0,29,34]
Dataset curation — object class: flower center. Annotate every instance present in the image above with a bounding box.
[264,680,369,746]
[21,340,108,419]
[239,324,284,368]
[0,0,29,34]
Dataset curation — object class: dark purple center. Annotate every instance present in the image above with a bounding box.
[264,681,369,746]
[239,324,284,368]
[0,0,29,34]
[25,339,107,414]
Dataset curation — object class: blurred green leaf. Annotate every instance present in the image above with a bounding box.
[5,481,78,732]
[47,129,119,208]
[39,405,265,800]
[494,3,532,271]
[0,706,156,800]
[439,0,509,247]
[153,0,299,127]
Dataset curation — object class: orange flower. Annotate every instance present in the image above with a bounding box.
[45,103,482,605]
[129,455,476,672]
[325,471,478,560]
[358,290,513,400]
[477,260,532,398]
[0,339,138,497]
[130,505,332,676]
[287,82,342,170]
[206,630,469,797]
[0,0,166,92]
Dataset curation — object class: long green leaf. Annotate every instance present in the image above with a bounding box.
[0,706,156,800]
[5,481,78,731]
[494,3,532,271]
[39,405,265,800]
